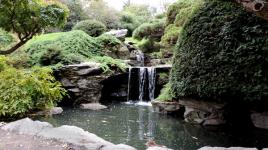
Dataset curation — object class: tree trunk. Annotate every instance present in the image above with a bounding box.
[235,0,268,21]
[0,40,27,55]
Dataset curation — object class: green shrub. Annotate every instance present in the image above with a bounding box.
[159,0,202,58]
[119,13,139,37]
[138,38,161,53]
[73,20,107,37]
[96,34,122,52]
[161,25,182,48]
[170,0,268,103]
[0,29,15,49]
[156,83,173,101]
[133,20,165,41]
[25,30,102,66]
[90,56,127,73]
[166,0,195,25]
[0,56,66,118]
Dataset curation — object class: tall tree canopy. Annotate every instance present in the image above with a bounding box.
[0,0,69,55]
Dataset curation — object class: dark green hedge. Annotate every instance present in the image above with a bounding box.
[170,0,268,102]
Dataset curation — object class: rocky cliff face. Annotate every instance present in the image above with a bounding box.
[54,62,109,105]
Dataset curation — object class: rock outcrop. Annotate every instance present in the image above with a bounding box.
[180,99,226,126]
[151,101,180,114]
[54,62,109,105]
[1,118,137,150]
[251,112,268,129]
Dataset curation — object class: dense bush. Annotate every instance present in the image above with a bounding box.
[161,25,182,48]
[0,56,66,118]
[132,20,164,53]
[170,0,268,103]
[137,38,161,53]
[156,83,173,101]
[133,20,165,41]
[96,34,122,52]
[161,0,201,49]
[90,56,127,73]
[60,0,88,31]
[25,30,102,66]
[73,20,107,37]
[119,13,139,37]
[0,29,15,49]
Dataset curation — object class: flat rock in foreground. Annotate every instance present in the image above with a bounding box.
[1,118,136,150]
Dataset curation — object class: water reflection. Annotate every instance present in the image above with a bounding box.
[37,103,268,150]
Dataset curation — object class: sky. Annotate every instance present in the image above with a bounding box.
[104,0,177,12]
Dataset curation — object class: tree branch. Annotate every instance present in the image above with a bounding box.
[0,40,27,55]
[235,0,268,21]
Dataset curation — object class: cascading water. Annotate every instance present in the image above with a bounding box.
[136,51,145,66]
[147,67,156,101]
[127,67,156,102]
[139,67,146,101]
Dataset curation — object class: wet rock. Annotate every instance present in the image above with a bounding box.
[1,118,137,150]
[80,103,108,110]
[251,112,268,129]
[104,29,128,39]
[151,101,180,114]
[55,62,109,105]
[34,107,63,116]
[50,107,63,115]
[147,147,173,150]
[198,147,257,150]
[179,99,226,126]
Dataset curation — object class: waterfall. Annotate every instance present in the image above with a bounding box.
[136,51,145,66]
[148,67,156,101]
[127,67,156,102]
[139,67,146,101]
[127,67,132,101]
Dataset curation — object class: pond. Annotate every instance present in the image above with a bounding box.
[37,103,268,150]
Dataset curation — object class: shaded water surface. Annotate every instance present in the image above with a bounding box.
[38,103,268,150]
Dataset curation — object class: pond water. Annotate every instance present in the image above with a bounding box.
[38,103,268,150]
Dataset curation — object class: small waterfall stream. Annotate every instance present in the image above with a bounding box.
[127,67,156,102]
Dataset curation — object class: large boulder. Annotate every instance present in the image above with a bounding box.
[54,62,108,105]
[1,118,137,150]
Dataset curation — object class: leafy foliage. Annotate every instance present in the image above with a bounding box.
[96,34,122,52]
[119,13,139,37]
[133,20,165,41]
[161,25,182,48]
[119,4,153,37]
[156,83,173,101]
[60,0,88,31]
[170,0,268,103]
[161,0,202,49]
[0,29,15,50]
[0,0,69,54]
[25,30,102,66]
[90,56,127,73]
[0,56,66,117]
[73,20,107,37]
[132,20,165,53]
[83,0,120,29]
